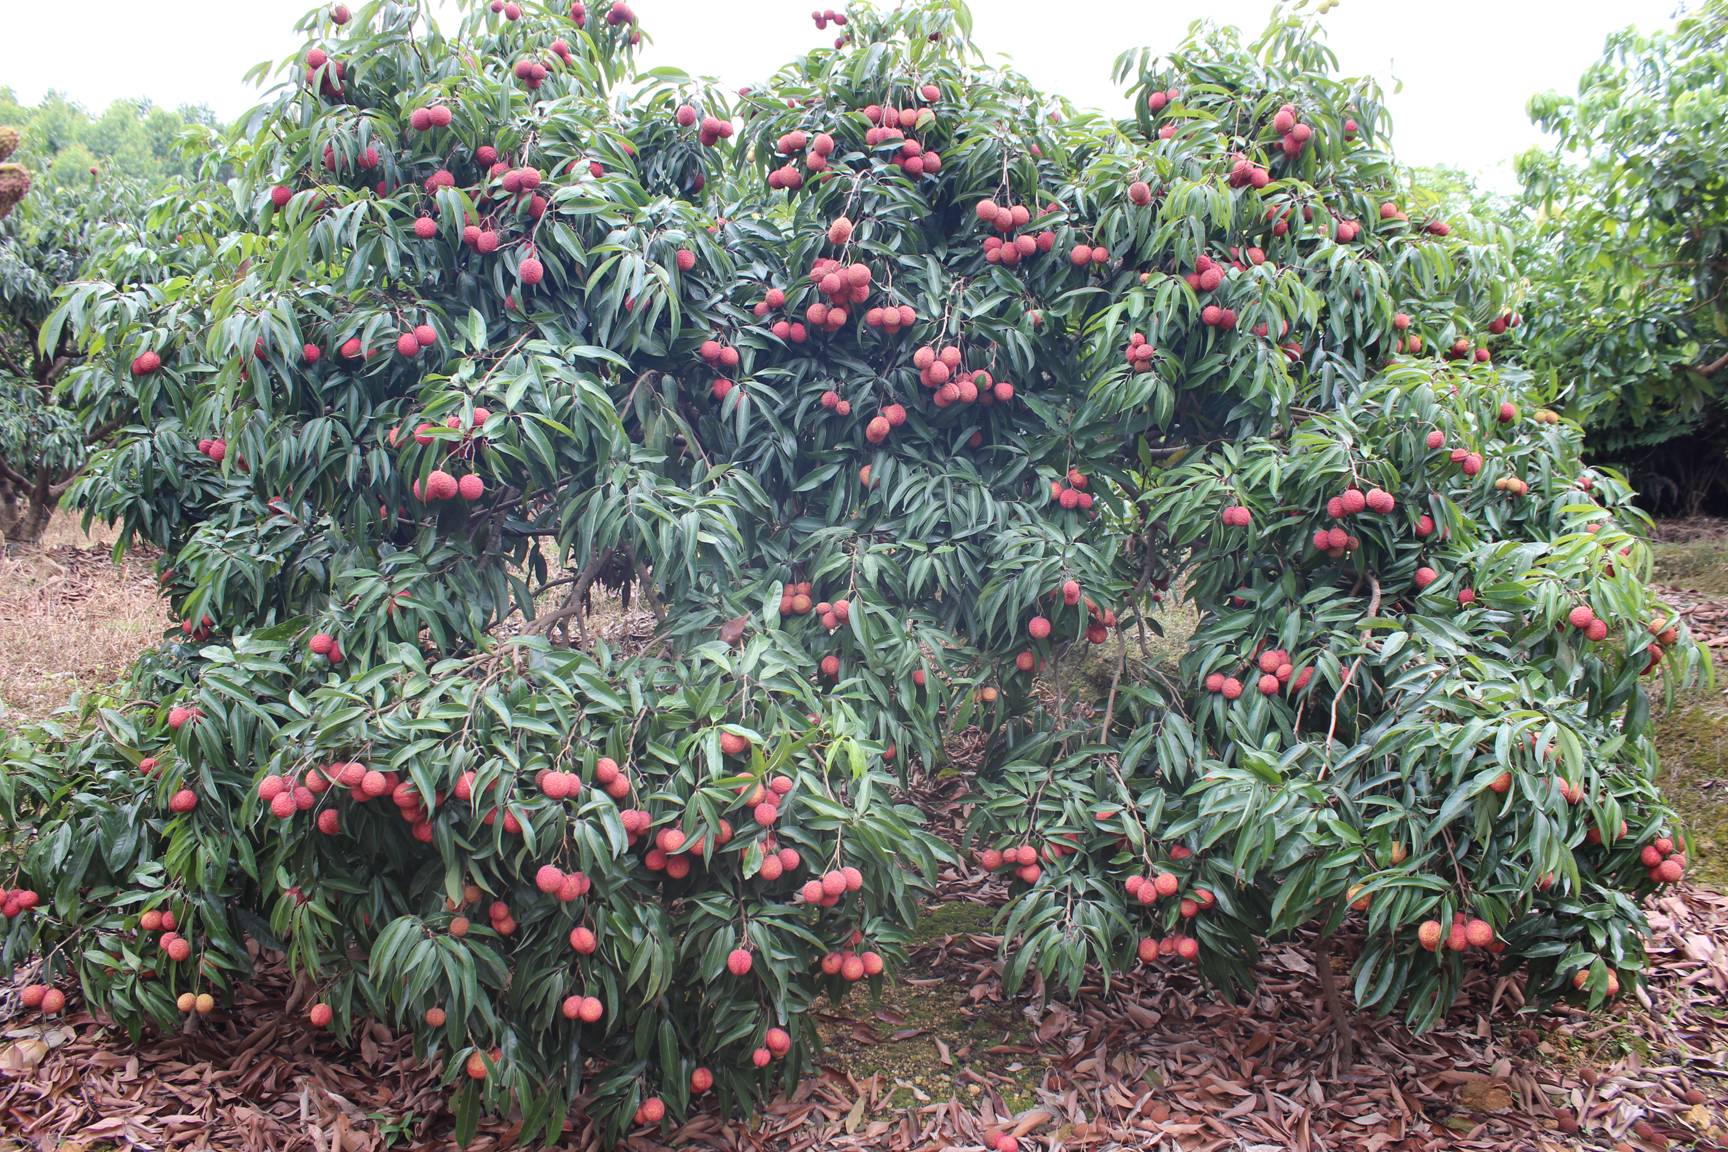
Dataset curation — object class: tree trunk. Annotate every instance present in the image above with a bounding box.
[1313,928,1357,1066]
[0,477,19,540]
[2,468,59,545]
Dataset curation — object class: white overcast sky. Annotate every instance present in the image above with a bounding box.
[0,0,1685,191]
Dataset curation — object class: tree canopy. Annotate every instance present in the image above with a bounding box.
[0,0,1707,1144]
[1515,0,1728,510]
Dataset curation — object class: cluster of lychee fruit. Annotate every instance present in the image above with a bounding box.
[17,983,67,1015]
[176,990,218,1015]
[768,129,835,189]
[1068,239,1112,269]
[1642,615,1680,673]
[1564,602,1611,644]
[560,991,605,1022]
[750,833,804,882]
[1227,154,1272,190]
[777,580,849,627]
[535,862,595,902]
[1219,503,1252,528]
[862,102,944,178]
[1204,646,1312,700]
[145,907,195,963]
[747,1025,795,1069]
[1124,871,1215,917]
[1390,310,1416,338]
[798,865,863,908]
[1122,331,1157,373]
[130,349,163,376]
[750,286,807,342]
[864,404,919,445]
[744,773,796,830]
[0,125,29,220]
[417,462,485,504]
[978,843,1043,884]
[303,48,346,100]
[1639,836,1686,884]
[392,321,439,359]
[478,162,550,220]
[818,941,885,982]
[1,885,41,919]
[816,388,855,418]
[1444,446,1485,477]
[643,818,733,878]
[1445,337,1492,364]
[1048,467,1096,512]
[911,344,1015,408]
[1270,102,1313,159]
[1492,473,1531,498]
[802,257,878,333]
[678,105,734,148]
[1145,87,1182,139]
[973,199,1056,268]
[1417,912,1501,954]
[194,437,228,464]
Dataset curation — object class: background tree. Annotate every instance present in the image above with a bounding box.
[0,94,223,542]
[0,0,1706,1144]
[1515,0,1728,513]
[0,89,216,189]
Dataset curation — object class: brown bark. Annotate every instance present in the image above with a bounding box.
[1314,928,1357,1066]
[0,465,59,544]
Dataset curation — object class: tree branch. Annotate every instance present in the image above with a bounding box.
[525,553,609,639]
[1323,575,1382,764]
[1695,350,1728,377]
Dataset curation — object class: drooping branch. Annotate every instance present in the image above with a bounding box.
[525,553,610,641]
[1323,575,1383,768]
[1695,350,1728,377]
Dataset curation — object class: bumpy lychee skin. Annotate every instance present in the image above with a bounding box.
[424,470,459,501]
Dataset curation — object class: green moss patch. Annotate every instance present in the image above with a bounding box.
[1654,692,1728,889]
[1652,536,1728,598]
[813,903,1039,1111]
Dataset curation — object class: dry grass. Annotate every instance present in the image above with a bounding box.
[0,514,164,727]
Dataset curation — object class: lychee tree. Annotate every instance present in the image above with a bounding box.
[1515,0,1728,510]
[0,0,1707,1143]
[966,18,1708,1045]
[0,167,187,541]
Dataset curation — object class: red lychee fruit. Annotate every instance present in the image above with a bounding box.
[424,470,459,501]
